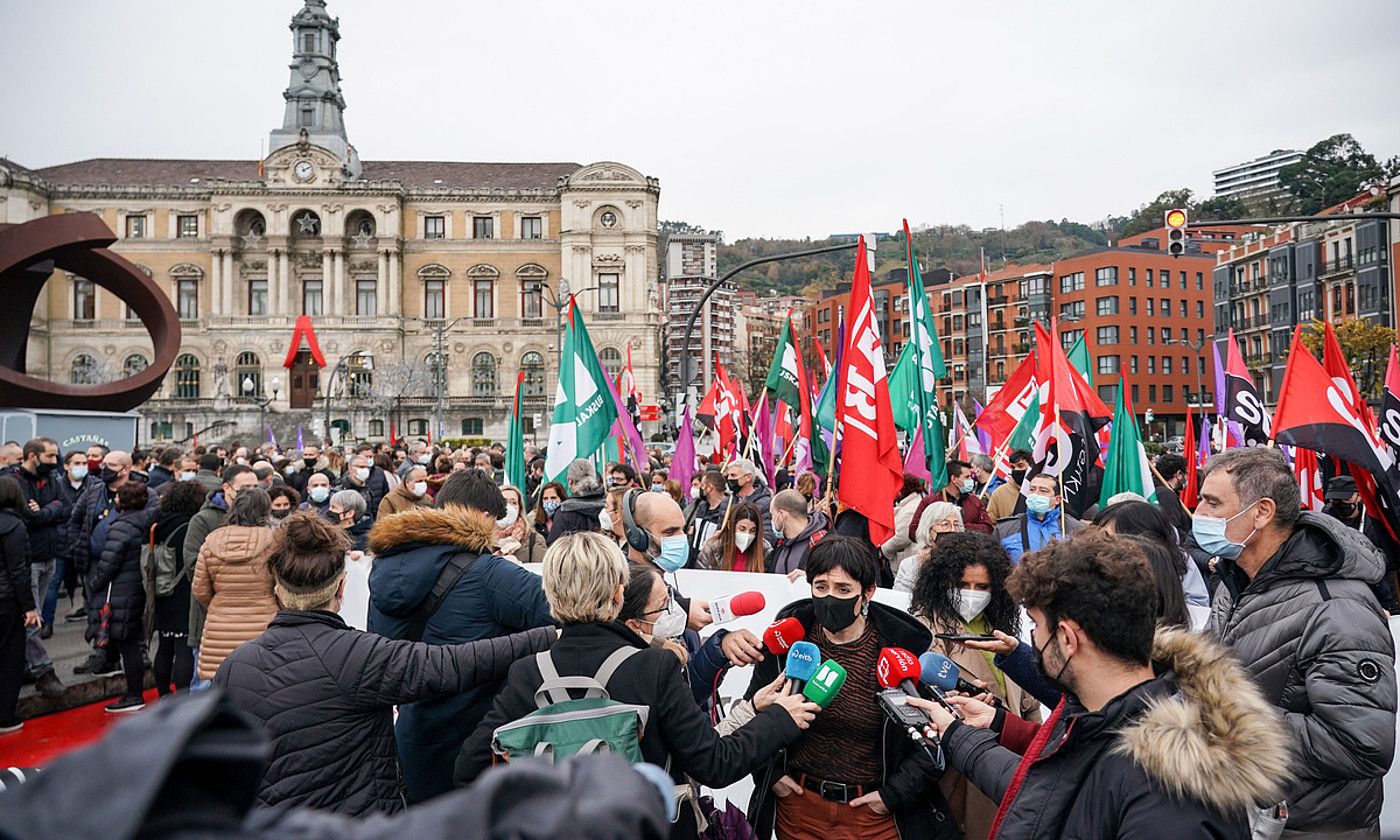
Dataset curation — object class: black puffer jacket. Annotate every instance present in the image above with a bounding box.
[943,627,1291,839]
[546,489,605,543]
[0,511,31,613]
[743,599,954,840]
[14,465,67,565]
[456,622,802,840]
[214,609,555,817]
[87,507,153,643]
[1210,510,1396,834]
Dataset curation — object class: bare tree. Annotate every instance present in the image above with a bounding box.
[360,357,434,435]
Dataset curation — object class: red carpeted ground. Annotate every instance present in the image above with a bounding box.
[0,689,161,767]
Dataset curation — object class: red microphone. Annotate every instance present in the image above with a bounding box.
[876,647,923,697]
[709,591,766,624]
[762,617,805,655]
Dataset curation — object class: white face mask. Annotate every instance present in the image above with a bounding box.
[734,531,755,552]
[416,453,432,465]
[598,507,615,533]
[411,481,428,497]
[644,601,687,641]
[354,466,370,482]
[496,504,519,529]
[953,588,993,623]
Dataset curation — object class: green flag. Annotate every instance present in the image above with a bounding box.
[1099,383,1157,506]
[889,343,917,432]
[1067,334,1093,387]
[764,317,803,407]
[505,371,527,490]
[1006,392,1041,453]
[543,302,618,482]
[904,222,947,476]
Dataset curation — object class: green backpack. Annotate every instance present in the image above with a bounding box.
[491,647,651,764]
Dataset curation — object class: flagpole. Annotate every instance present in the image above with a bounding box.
[1057,470,1066,536]
[979,441,1012,500]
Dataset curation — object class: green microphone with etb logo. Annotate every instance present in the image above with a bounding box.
[802,659,847,709]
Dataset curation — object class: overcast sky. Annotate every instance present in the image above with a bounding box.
[3,1,1397,240]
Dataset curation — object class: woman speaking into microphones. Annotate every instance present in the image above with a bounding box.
[743,535,958,840]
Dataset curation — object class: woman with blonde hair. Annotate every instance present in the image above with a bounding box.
[893,500,963,593]
[457,532,818,839]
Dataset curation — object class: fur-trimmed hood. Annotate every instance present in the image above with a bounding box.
[367,504,496,556]
[1115,626,1291,813]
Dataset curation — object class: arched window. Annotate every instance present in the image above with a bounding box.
[174,353,200,399]
[291,209,321,238]
[234,351,262,397]
[70,353,98,384]
[472,352,498,396]
[521,351,545,398]
[599,347,623,379]
[346,352,373,398]
[123,354,148,376]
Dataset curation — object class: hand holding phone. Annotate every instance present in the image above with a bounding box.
[934,633,999,643]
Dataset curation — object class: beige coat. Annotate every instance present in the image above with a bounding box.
[920,610,1042,840]
[192,525,278,679]
[377,484,435,518]
[986,482,1020,522]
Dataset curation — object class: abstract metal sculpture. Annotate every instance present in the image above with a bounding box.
[0,214,182,410]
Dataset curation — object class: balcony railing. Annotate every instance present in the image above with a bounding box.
[1323,256,1354,274]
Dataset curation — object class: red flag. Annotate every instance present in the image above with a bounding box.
[1029,321,1102,513]
[977,352,1038,448]
[1294,446,1325,511]
[697,355,741,458]
[1183,404,1198,509]
[814,334,832,380]
[836,236,903,544]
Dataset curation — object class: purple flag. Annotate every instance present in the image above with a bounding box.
[1197,416,1212,466]
[1212,339,1226,419]
[267,426,279,452]
[755,392,777,489]
[671,407,698,493]
[973,399,993,455]
[903,426,931,482]
[296,424,304,451]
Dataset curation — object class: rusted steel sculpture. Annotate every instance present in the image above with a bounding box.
[0,214,181,410]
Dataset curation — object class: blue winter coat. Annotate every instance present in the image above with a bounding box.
[366,505,555,803]
[993,508,1088,562]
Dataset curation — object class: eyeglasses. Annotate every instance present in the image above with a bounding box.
[642,598,673,619]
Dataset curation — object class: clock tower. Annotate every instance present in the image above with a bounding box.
[267,0,362,180]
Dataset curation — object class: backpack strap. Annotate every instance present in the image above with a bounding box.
[403,551,482,642]
[532,646,645,708]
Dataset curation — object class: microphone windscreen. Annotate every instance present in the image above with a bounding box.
[918,651,961,692]
[728,591,766,617]
[876,647,922,689]
[762,617,804,654]
[802,659,847,708]
[785,641,821,682]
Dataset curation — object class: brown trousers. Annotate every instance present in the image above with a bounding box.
[775,790,900,840]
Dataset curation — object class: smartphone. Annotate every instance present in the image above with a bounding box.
[934,633,998,643]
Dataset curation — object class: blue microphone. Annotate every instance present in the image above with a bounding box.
[785,640,821,692]
[919,650,1003,708]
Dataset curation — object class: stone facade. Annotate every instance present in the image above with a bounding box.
[0,1,659,447]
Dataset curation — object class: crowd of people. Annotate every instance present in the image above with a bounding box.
[0,434,1395,839]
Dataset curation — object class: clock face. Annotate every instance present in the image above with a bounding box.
[293,161,315,182]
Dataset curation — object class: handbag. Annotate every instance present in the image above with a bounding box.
[94,583,113,649]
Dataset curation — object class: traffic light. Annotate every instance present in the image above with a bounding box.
[1164,208,1188,257]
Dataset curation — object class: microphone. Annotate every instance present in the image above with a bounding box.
[708,591,766,625]
[918,651,1003,709]
[762,617,805,655]
[801,659,847,709]
[784,641,821,692]
[876,647,924,697]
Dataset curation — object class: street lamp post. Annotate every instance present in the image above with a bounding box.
[240,375,280,441]
[322,353,370,445]
[1166,337,1208,417]
[406,316,468,441]
[539,280,602,373]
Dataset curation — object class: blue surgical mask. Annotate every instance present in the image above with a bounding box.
[543,499,560,516]
[1025,494,1053,516]
[653,534,690,573]
[651,484,664,494]
[71,464,89,481]
[178,471,196,482]
[1192,500,1259,560]
[309,486,330,503]
[960,478,976,494]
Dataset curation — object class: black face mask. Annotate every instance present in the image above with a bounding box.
[1010,469,1027,486]
[100,467,122,486]
[271,508,291,520]
[726,479,742,495]
[304,457,317,467]
[812,594,861,633]
[1033,630,1074,697]
[1326,501,1357,521]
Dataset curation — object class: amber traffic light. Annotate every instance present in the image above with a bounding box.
[1164,208,1188,256]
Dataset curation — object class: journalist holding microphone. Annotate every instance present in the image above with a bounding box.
[744,535,956,840]
[907,530,1290,839]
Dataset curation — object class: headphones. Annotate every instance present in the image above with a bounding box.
[620,488,651,554]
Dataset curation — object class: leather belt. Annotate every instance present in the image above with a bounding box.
[797,773,870,804]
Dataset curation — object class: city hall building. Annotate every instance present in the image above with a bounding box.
[0,0,660,446]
